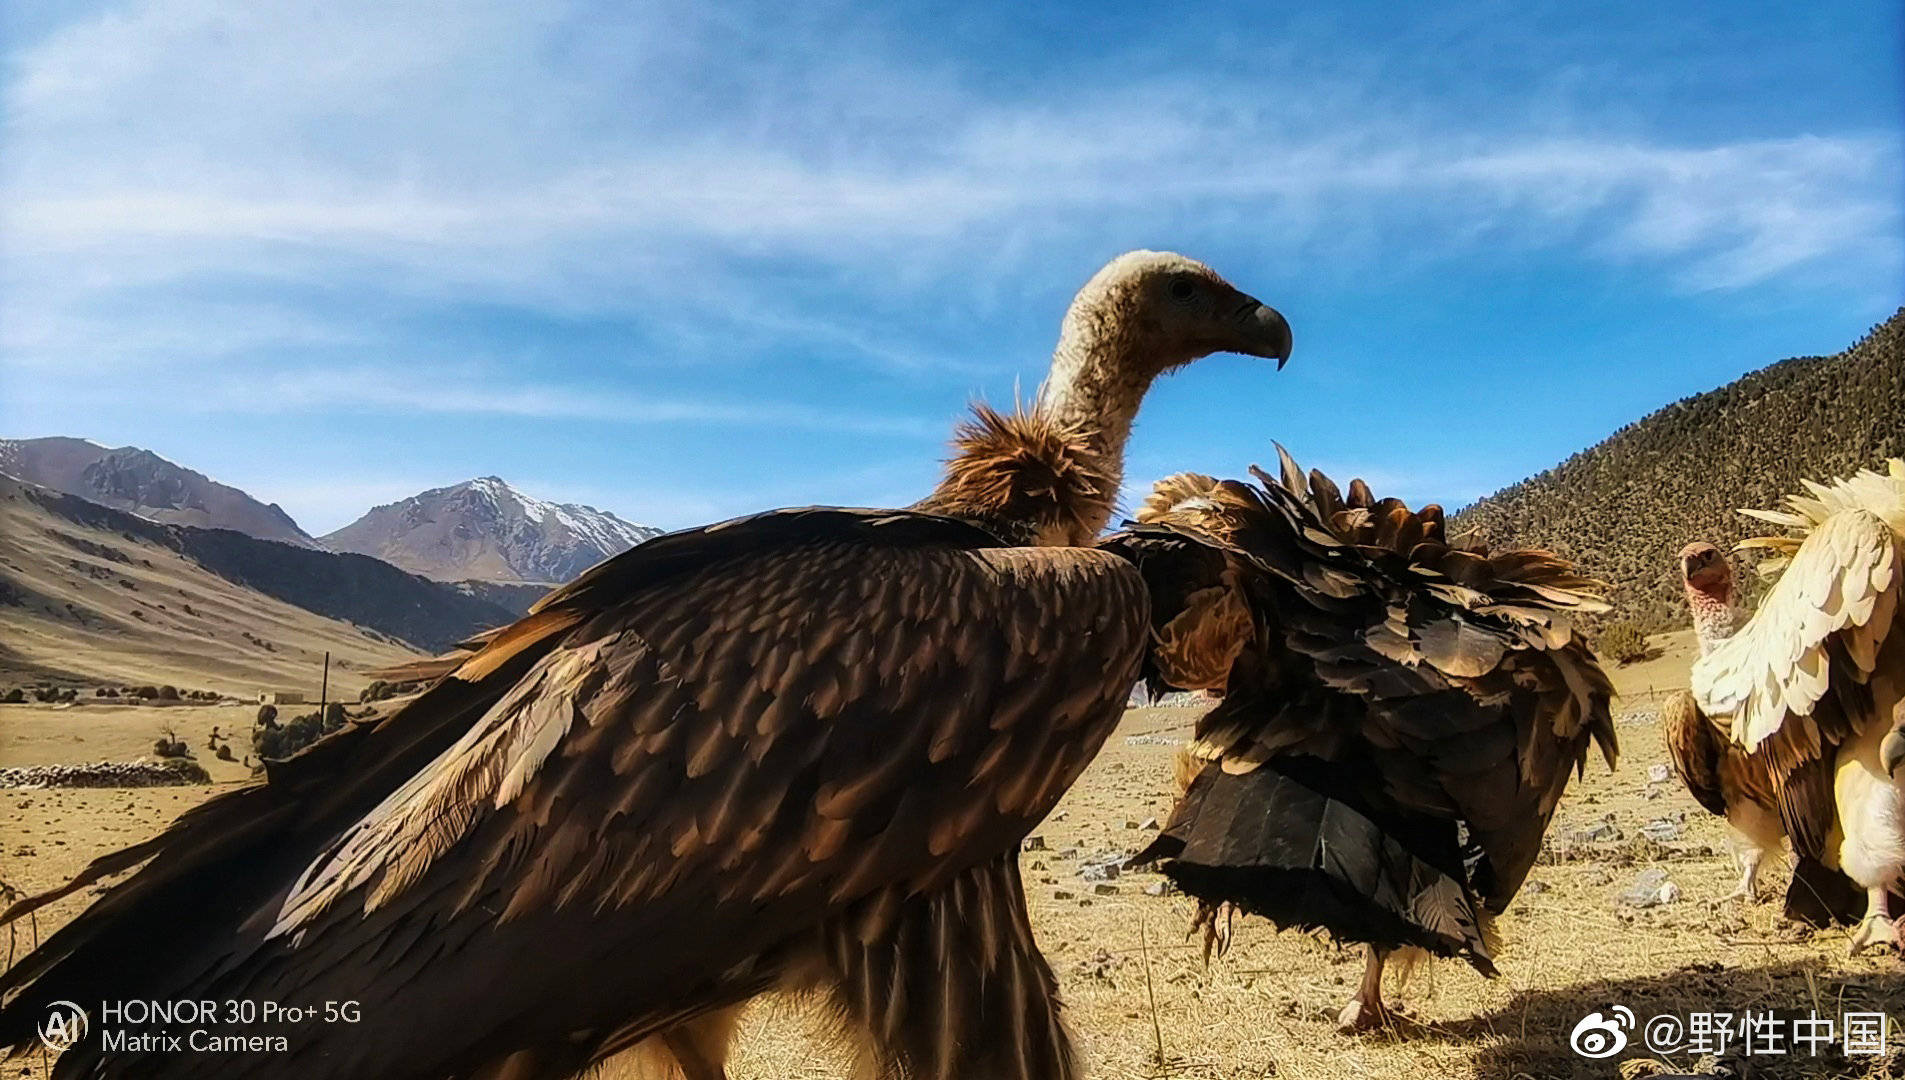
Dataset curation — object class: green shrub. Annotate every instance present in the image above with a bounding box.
[253,707,348,762]
[157,685,179,701]
[1597,622,1652,666]
[256,703,278,728]
[2,688,23,704]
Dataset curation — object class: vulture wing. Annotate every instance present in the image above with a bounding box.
[1692,508,1903,758]
[1663,690,1729,818]
[1113,458,1614,968]
[0,509,1148,1080]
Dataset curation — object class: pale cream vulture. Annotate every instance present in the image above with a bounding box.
[1663,541,1868,922]
[1691,459,1905,954]
[0,251,1292,1080]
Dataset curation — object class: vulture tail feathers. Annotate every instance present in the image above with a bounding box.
[1143,757,1495,974]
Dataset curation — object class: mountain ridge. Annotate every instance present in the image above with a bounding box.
[1,474,521,659]
[1452,309,1905,631]
[0,436,319,548]
[322,476,661,584]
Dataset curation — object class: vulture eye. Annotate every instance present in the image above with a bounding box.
[1166,277,1198,304]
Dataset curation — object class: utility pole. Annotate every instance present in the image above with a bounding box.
[320,651,330,715]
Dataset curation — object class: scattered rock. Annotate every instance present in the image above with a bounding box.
[1647,763,1673,784]
[1072,948,1125,979]
[1523,879,1550,895]
[1022,835,1046,852]
[1569,820,1621,844]
[1052,889,1075,900]
[1139,817,1159,830]
[1092,883,1119,895]
[1144,880,1178,897]
[0,758,211,789]
[1618,868,1681,908]
[1640,818,1682,843]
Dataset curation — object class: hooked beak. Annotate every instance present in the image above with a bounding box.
[1884,729,1905,777]
[1234,299,1293,369]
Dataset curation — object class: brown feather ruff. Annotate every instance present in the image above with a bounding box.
[912,404,1115,547]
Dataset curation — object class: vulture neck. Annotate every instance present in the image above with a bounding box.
[1684,579,1737,656]
[1035,309,1157,524]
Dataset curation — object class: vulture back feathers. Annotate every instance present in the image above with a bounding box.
[1115,449,1615,975]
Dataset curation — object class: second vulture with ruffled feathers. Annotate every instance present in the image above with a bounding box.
[1112,450,1616,1031]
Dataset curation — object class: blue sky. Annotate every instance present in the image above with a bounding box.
[2,0,1900,534]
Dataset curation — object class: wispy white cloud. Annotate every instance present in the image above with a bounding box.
[1,0,1899,546]
[3,0,1897,395]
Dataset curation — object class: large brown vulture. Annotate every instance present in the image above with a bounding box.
[1110,453,1616,1031]
[0,251,1292,1080]
[1691,459,1905,954]
[1662,542,1866,922]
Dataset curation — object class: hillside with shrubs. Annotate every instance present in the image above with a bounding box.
[1454,310,1905,633]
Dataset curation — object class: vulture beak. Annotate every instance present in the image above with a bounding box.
[1883,728,1905,778]
[1234,299,1294,369]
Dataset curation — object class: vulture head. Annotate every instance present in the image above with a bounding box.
[1061,250,1293,377]
[1678,540,1737,655]
[1679,541,1732,595]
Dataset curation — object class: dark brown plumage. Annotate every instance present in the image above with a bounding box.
[1109,449,1616,1031]
[0,251,1291,1080]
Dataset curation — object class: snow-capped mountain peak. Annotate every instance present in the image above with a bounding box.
[322,477,662,584]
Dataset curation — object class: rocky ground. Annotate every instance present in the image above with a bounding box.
[4,644,1903,1078]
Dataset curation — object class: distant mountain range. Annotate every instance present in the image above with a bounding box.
[1454,309,1905,631]
[0,437,320,548]
[0,474,532,691]
[0,441,662,588]
[321,476,662,584]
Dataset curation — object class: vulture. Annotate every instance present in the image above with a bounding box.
[1111,453,1616,1031]
[1664,541,1779,902]
[1690,459,1905,954]
[1662,542,1865,921]
[0,251,1293,1080]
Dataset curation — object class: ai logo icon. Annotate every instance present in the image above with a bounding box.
[1570,1005,1636,1059]
[39,999,88,1052]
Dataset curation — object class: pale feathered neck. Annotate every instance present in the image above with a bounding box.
[1684,577,1737,656]
[1034,285,1159,504]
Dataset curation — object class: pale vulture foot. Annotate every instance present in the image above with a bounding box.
[1336,946,1402,1034]
[1850,915,1902,956]
[1715,858,1764,905]
[1849,889,1901,956]
[1191,901,1236,965]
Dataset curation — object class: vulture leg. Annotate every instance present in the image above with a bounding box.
[1849,888,1902,956]
[1722,847,1764,903]
[1190,900,1236,965]
[1719,803,1781,903]
[822,856,1077,1080]
[1335,946,1399,1033]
